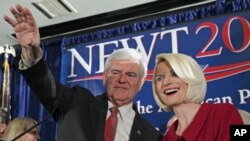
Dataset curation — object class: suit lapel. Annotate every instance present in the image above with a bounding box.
[89,94,108,141]
[129,105,145,141]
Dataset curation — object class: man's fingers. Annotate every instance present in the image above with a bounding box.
[3,15,17,27]
[22,7,36,27]
[16,4,27,22]
[8,4,29,25]
[10,6,23,24]
[15,13,23,23]
[15,3,25,12]
[3,5,31,28]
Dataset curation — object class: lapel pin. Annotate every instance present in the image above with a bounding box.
[137,130,141,135]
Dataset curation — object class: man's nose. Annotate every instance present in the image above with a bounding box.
[118,74,126,82]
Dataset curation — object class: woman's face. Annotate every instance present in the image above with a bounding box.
[154,61,188,107]
[19,129,40,141]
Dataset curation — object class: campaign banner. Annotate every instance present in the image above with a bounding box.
[60,11,250,133]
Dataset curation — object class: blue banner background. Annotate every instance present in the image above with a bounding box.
[61,11,250,133]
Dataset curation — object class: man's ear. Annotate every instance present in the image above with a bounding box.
[103,73,106,85]
[138,78,145,91]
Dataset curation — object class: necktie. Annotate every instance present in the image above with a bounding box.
[104,107,119,141]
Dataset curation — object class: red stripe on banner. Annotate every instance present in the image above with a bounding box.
[69,74,103,83]
[68,61,250,82]
[204,61,250,74]
[205,65,250,82]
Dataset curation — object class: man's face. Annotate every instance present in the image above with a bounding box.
[104,60,145,107]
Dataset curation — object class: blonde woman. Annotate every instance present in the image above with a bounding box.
[0,109,9,140]
[2,117,40,141]
[152,53,243,141]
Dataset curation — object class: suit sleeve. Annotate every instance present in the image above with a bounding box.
[19,58,93,120]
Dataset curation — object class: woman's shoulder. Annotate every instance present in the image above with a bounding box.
[203,102,237,109]
[202,102,238,115]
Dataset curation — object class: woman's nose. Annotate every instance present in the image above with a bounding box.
[162,75,172,84]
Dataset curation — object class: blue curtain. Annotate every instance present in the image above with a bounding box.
[8,40,62,141]
[4,0,249,140]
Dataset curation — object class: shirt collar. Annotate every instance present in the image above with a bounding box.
[107,101,134,121]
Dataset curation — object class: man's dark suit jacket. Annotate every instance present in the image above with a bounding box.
[20,59,162,141]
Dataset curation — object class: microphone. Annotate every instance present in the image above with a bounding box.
[9,114,52,141]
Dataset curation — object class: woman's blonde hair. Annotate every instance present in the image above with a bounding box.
[152,53,207,111]
[2,117,39,141]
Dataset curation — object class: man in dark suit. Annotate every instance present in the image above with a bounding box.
[3,4,162,141]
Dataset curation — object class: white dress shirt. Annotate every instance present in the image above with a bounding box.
[19,54,42,70]
[107,101,136,141]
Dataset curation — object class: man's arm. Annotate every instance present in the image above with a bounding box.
[3,4,42,67]
[3,4,59,116]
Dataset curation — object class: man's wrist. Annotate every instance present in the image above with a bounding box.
[19,53,43,70]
